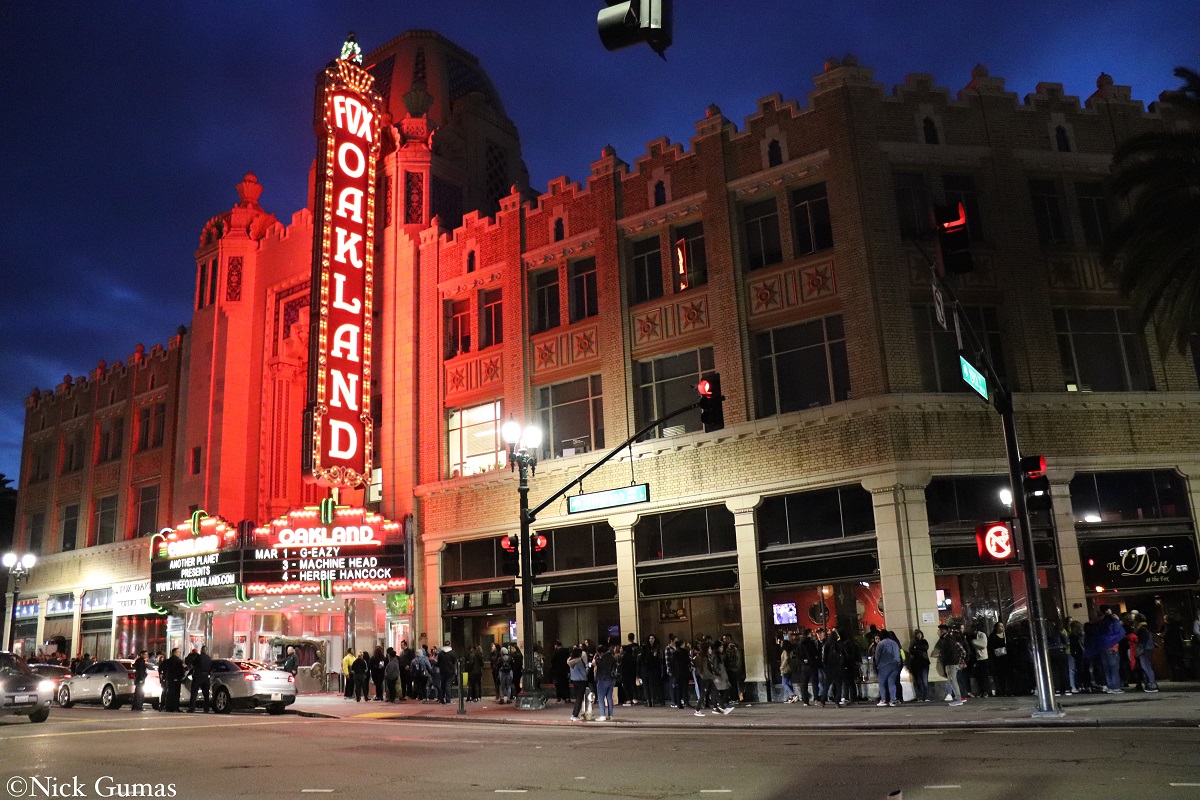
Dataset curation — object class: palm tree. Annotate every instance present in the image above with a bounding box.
[1105,66,1200,355]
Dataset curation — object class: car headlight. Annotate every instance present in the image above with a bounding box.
[38,680,55,693]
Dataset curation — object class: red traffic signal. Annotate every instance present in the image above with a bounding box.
[976,521,1016,561]
[934,201,973,275]
[531,534,548,551]
[500,535,520,576]
[530,533,549,576]
[500,535,517,553]
[1020,455,1052,512]
[697,372,725,432]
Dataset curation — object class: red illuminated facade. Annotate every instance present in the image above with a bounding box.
[9,36,1200,698]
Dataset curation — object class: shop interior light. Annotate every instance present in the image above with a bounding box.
[999,488,1013,506]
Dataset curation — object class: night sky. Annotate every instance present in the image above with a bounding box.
[0,2,1196,485]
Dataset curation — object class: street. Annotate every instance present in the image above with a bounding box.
[2,707,1198,799]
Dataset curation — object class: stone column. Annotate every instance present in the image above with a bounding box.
[34,594,47,655]
[726,494,765,699]
[70,589,85,658]
[422,544,441,650]
[1047,468,1085,620]
[610,513,641,641]
[864,473,936,645]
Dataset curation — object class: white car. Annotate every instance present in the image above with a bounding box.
[57,659,161,710]
[0,652,54,723]
[181,660,296,714]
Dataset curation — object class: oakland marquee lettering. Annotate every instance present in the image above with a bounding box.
[304,59,382,488]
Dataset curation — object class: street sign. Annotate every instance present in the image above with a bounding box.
[959,354,988,401]
[976,521,1016,561]
[932,283,946,330]
[567,483,650,514]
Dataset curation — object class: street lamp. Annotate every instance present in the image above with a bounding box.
[3,551,37,652]
[501,416,547,709]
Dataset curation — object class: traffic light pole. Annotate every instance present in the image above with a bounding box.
[513,453,543,709]
[911,236,1061,717]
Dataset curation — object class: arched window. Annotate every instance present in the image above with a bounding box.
[767,139,783,167]
[466,250,476,273]
[922,117,940,145]
[1055,126,1071,153]
[653,180,667,207]
[553,218,565,242]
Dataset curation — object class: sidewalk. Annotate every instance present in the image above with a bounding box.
[292,685,1200,729]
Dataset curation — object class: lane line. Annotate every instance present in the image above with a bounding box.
[301,791,334,794]
[924,786,963,790]
[1169,783,1200,787]
[0,719,302,741]
[700,791,733,794]
[495,791,528,794]
[978,729,1076,734]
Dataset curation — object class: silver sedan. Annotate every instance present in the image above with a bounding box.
[57,659,161,710]
[0,652,54,723]
[181,660,296,714]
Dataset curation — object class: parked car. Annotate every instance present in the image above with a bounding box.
[0,652,53,723]
[57,659,161,710]
[30,663,72,703]
[181,659,295,714]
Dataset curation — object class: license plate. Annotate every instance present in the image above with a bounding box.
[21,694,38,703]
[270,693,282,701]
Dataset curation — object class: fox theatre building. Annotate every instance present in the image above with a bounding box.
[150,505,409,692]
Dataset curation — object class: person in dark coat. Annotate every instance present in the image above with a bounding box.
[639,634,664,707]
[352,651,370,701]
[188,646,213,713]
[370,646,387,700]
[551,641,571,702]
[467,646,484,701]
[131,651,148,712]
[820,630,846,706]
[161,648,185,712]
[621,633,641,705]
[436,644,456,703]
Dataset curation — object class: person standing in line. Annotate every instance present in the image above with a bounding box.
[988,622,1011,697]
[437,643,456,704]
[968,623,990,697]
[282,645,299,678]
[496,646,515,704]
[188,646,213,713]
[907,630,931,702]
[341,648,356,699]
[593,643,616,722]
[939,629,966,706]
[721,634,745,703]
[820,629,846,706]
[778,635,796,703]
[384,647,400,702]
[551,640,571,703]
[640,634,664,707]
[1135,615,1160,693]
[352,650,370,702]
[567,646,590,721]
[621,633,641,706]
[697,642,733,715]
[663,635,678,708]
[670,639,691,709]
[797,629,821,707]
[1068,620,1087,693]
[369,646,386,701]
[1046,620,1070,695]
[872,631,901,707]
[131,651,148,712]
[398,640,415,700]
[467,645,484,701]
[489,643,502,701]
[161,648,184,712]
[1098,608,1127,693]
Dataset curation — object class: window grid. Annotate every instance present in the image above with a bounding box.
[1029,180,1067,245]
[535,375,604,460]
[61,504,80,552]
[630,237,663,305]
[755,314,850,416]
[1054,307,1152,392]
[480,289,503,349]
[569,258,598,323]
[447,400,505,478]
[791,182,834,257]
[96,416,124,464]
[742,198,782,271]
[912,306,1008,392]
[531,269,560,334]
[135,485,160,538]
[1076,182,1112,248]
[893,173,930,237]
[671,222,707,292]
[93,495,119,546]
[634,347,714,439]
[445,299,470,359]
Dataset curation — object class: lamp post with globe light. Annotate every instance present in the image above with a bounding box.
[3,552,37,652]
[501,416,547,709]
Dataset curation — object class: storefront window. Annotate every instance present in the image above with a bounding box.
[635,505,735,562]
[534,522,616,573]
[757,484,873,547]
[442,537,508,583]
[765,580,884,638]
[638,593,742,646]
[1069,469,1190,524]
[925,475,1011,528]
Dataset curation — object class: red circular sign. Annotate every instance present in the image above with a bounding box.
[983,523,1013,560]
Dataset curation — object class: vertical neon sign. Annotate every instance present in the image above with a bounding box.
[303,56,382,488]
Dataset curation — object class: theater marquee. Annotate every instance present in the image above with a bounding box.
[303,54,383,489]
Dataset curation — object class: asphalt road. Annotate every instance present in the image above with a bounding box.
[1,707,1198,800]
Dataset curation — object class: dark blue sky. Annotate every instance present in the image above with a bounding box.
[0,2,1196,485]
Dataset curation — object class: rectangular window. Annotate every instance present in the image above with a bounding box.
[634,347,714,439]
[893,172,929,237]
[136,403,166,451]
[791,182,834,256]
[755,314,850,415]
[479,289,503,349]
[912,305,1008,392]
[207,258,219,307]
[61,504,80,552]
[630,236,663,306]
[535,375,605,460]
[445,299,470,359]
[671,222,707,291]
[1054,307,1152,392]
[943,175,984,242]
[531,269,561,334]
[447,400,505,478]
[1029,179,1067,245]
[29,441,53,482]
[1076,181,1112,248]
[27,513,45,554]
[134,485,160,538]
[96,416,124,464]
[743,198,782,271]
[568,258,598,323]
[61,430,86,474]
[93,495,119,546]
[190,446,202,475]
[756,485,875,547]
[196,261,207,310]
[634,505,736,562]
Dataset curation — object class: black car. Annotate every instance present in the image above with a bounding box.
[0,652,53,723]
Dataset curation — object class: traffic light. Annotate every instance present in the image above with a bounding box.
[1021,455,1053,512]
[500,535,520,576]
[697,372,725,433]
[597,0,672,57]
[934,201,973,276]
[530,534,549,577]
[975,521,1016,561]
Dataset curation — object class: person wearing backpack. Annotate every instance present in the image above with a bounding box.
[384,647,401,702]
[938,631,966,706]
[411,646,431,702]
[567,645,590,721]
[497,646,515,704]
[593,643,617,721]
[1135,615,1160,692]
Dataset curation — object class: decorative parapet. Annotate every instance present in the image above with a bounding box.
[531,323,600,378]
[747,259,837,318]
[631,291,710,350]
[445,351,503,399]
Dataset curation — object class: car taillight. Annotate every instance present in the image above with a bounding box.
[128,672,137,679]
[244,673,261,682]
[64,674,72,679]
[287,675,295,683]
